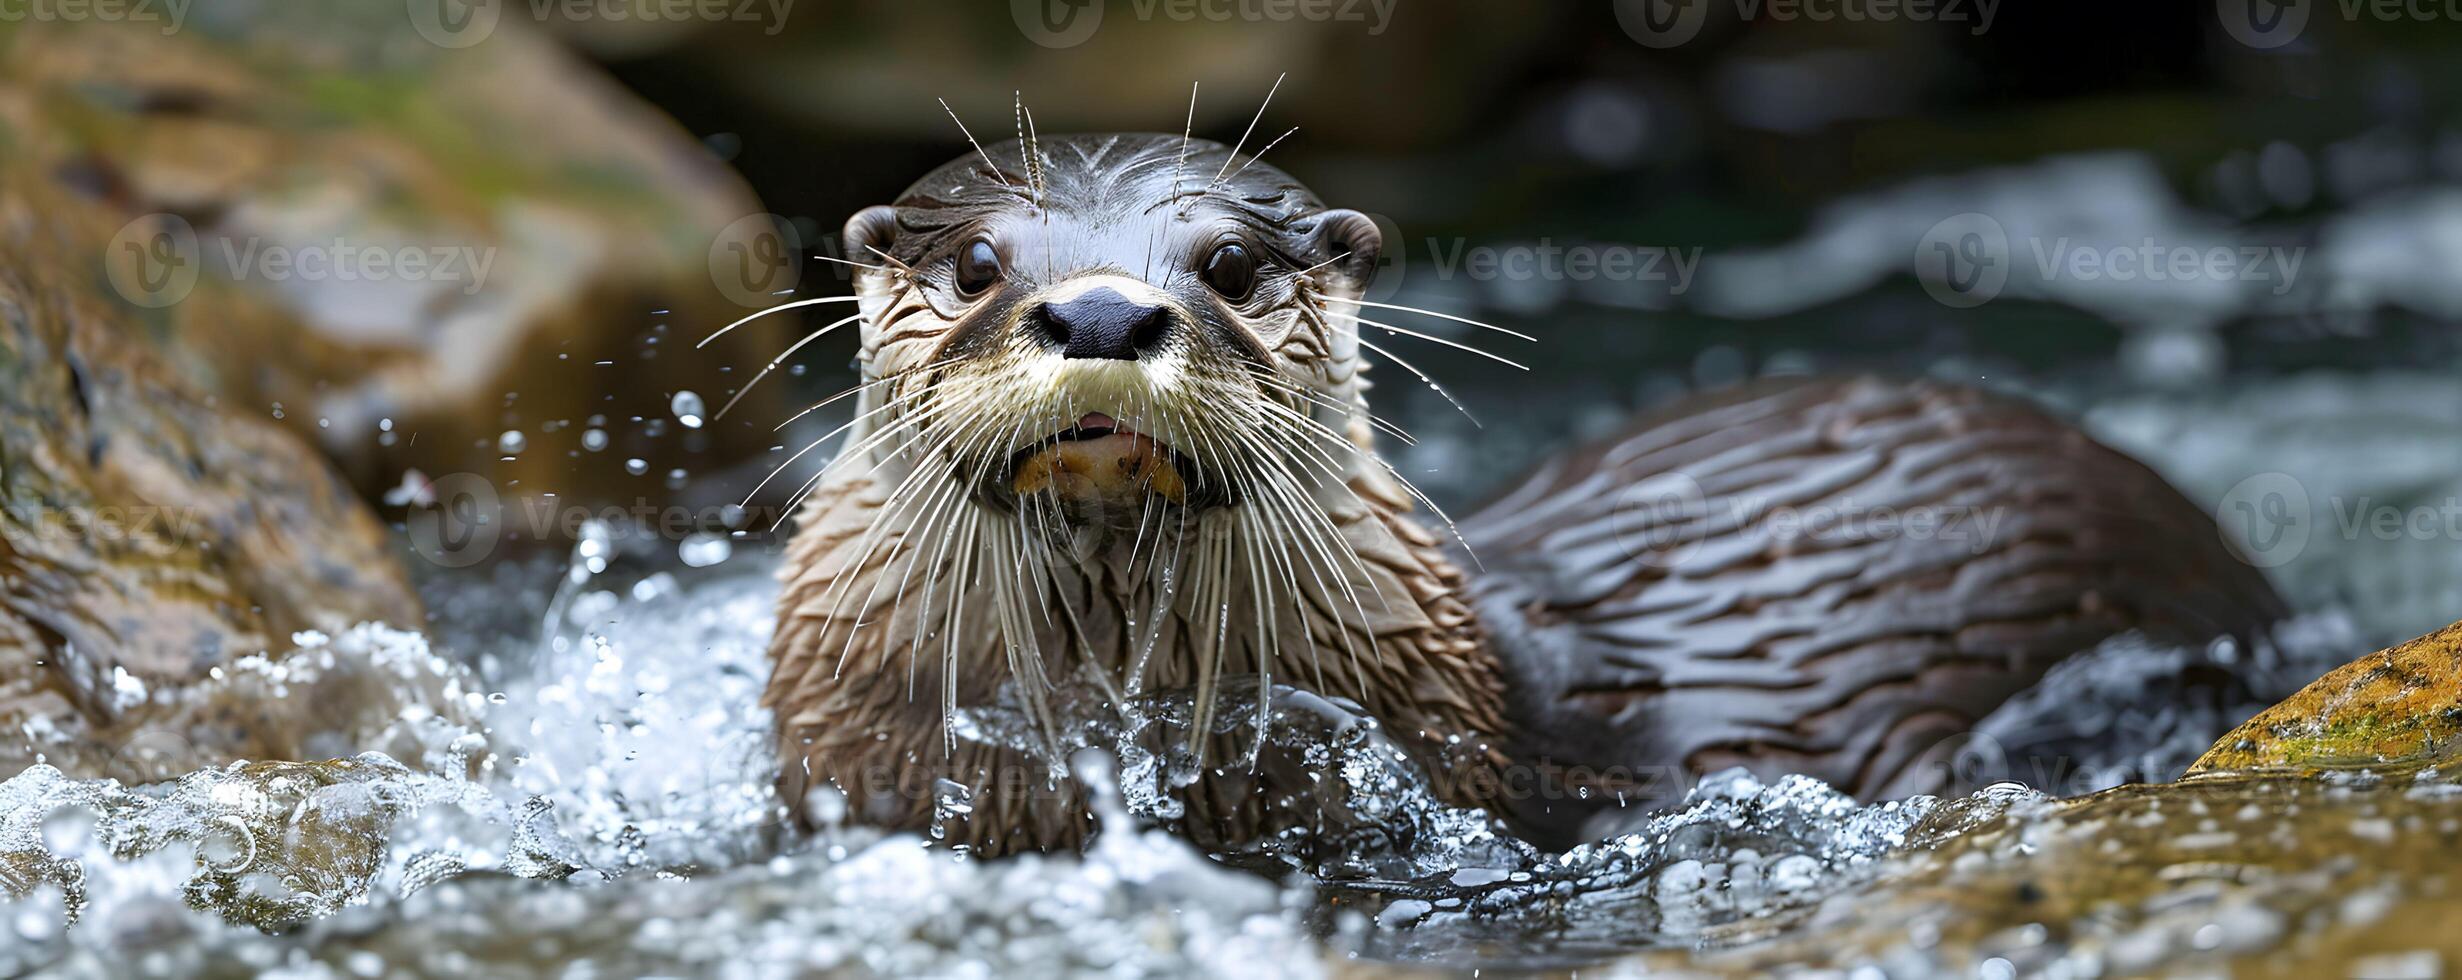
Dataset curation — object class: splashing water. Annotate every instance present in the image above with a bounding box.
[0,504,2435,978]
[7,348,2462,976]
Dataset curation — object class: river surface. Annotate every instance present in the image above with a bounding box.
[5,149,2462,978]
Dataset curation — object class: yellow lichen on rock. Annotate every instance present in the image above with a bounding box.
[2190,619,2462,774]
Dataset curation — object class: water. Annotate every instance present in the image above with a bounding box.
[0,506,2405,977]
[9,153,2462,976]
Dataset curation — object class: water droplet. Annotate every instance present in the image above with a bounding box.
[581,429,610,452]
[672,391,705,429]
[498,430,528,455]
[625,458,649,476]
[679,533,732,568]
[666,468,689,490]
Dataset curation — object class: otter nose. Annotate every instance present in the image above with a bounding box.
[1030,287,1175,360]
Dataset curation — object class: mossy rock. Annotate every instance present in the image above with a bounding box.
[2190,619,2462,773]
[1614,764,2462,977]
[0,167,431,779]
[0,6,788,507]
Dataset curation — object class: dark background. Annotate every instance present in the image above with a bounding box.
[549,1,2462,481]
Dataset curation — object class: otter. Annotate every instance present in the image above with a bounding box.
[761,132,2284,854]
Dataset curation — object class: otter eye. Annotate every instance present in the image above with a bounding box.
[955,238,1001,296]
[1201,242,1256,300]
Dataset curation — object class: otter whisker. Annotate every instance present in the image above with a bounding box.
[1328,312,1531,371]
[1213,71,1287,186]
[773,378,979,518]
[1172,392,1394,684]
[1323,297,1540,343]
[810,407,954,628]
[1249,389,1483,572]
[772,369,923,433]
[1215,126,1298,192]
[830,467,964,679]
[716,311,867,421]
[1172,80,1199,212]
[1229,406,1397,630]
[1012,92,1033,203]
[744,391,907,507]
[697,295,861,349]
[1357,336,1481,428]
[812,254,893,274]
[1253,373,1421,446]
[1025,103,1048,215]
[886,415,1012,681]
[1236,506,1280,762]
[1186,507,1240,752]
[748,360,968,519]
[938,97,1022,197]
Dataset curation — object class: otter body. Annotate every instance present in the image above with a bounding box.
[761,133,2282,854]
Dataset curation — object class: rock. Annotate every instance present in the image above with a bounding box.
[0,167,431,780]
[0,6,789,511]
[2191,619,2462,774]
[1568,618,2462,975]
[1620,763,2462,976]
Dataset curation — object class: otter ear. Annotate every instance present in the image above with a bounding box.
[843,205,899,268]
[1312,209,1383,289]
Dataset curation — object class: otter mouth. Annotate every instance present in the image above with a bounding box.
[985,411,1220,516]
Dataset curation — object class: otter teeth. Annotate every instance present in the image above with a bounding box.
[1008,410,1189,504]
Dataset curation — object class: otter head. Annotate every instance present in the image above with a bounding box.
[837,133,1385,548]
[768,132,1507,826]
